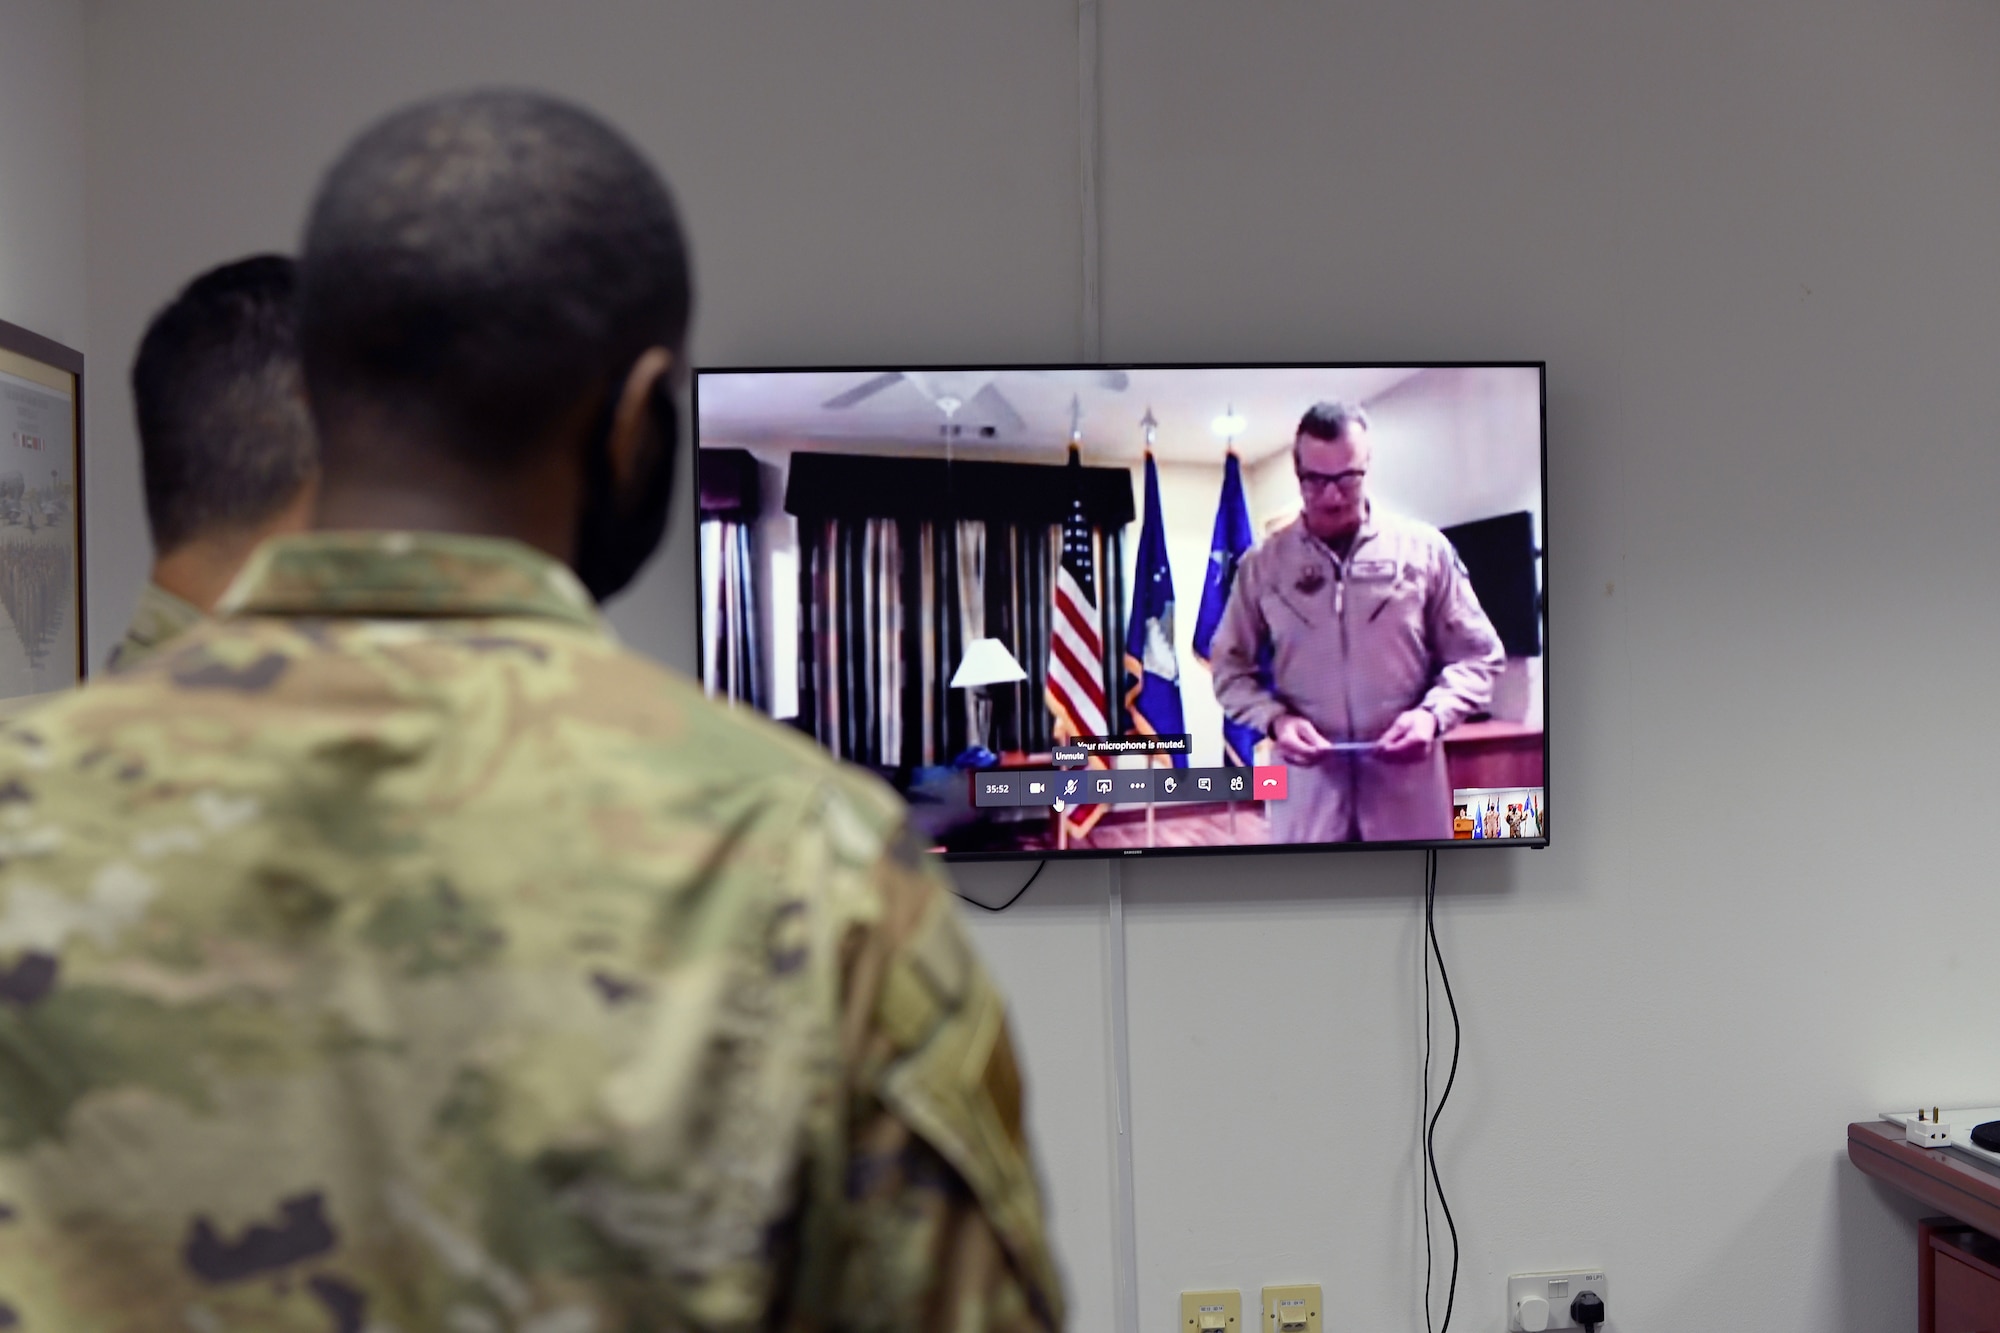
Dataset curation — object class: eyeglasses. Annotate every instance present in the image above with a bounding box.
[1296,468,1366,494]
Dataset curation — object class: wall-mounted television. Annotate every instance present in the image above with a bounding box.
[694,363,1547,861]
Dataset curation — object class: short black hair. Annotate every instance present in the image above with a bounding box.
[1296,400,1371,443]
[131,254,315,554]
[298,90,692,465]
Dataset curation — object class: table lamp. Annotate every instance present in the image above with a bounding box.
[950,637,1027,768]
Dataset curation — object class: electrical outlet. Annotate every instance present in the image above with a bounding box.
[1179,1289,1241,1333]
[1507,1269,1608,1331]
[1260,1284,1321,1333]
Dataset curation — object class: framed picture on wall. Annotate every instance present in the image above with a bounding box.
[0,318,84,714]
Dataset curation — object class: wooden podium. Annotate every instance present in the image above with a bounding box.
[1442,720,1544,793]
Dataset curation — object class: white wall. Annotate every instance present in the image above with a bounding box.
[1101,8,2000,1333]
[73,4,2000,1333]
[0,0,87,352]
[80,0,1084,680]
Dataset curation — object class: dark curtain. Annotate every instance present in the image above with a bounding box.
[1103,526,1128,738]
[801,517,966,768]
[789,453,1135,774]
[699,519,763,710]
[983,522,1053,757]
[795,516,1125,771]
[696,448,765,708]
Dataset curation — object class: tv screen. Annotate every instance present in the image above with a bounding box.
[694,364,1547,860]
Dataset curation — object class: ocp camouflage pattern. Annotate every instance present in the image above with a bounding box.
[0,532,1062,1332]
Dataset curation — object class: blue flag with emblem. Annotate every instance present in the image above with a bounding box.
[1123,453,1187,766]
[1192,451,1261,767]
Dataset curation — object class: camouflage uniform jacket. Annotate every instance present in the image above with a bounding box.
[104,580,207,674]
[0,532,1063,1333]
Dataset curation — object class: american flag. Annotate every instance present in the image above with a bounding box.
[1047,445,1110,839]
[1047,447,1108,741]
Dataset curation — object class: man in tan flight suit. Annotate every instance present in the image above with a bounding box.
[1211,400,1504,843]
[0,92,1060,1331]
[107,254,317,671]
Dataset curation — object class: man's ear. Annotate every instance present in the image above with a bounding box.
[606,346,676,491]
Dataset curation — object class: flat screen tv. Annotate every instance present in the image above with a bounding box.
[693,364,1547,861]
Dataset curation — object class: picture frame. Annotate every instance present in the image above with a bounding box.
[0,317,85,714]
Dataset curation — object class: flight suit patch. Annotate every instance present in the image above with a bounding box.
[1349,560,1398,582]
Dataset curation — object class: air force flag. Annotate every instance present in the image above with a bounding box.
[1192,451,1261,766]
[1123,452,1187,765]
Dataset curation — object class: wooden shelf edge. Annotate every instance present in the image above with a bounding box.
[1849,1122,2000,1240]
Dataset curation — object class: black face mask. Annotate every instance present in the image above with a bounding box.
[573,375,679,603]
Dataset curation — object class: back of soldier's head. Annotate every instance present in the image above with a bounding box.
[298,90,692,469]
[131,255,316,555]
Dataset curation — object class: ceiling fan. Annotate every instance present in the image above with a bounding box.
[820,368,1130,436]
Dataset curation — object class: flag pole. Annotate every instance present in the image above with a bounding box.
[1141,406,1159,851]
[1223,399,1238,849]
[1061,396,1081,853]
[1145,748,1157,849]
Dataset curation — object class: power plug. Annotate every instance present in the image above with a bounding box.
[1508,1271,1607,1331]
[1908,1106,1951,1149]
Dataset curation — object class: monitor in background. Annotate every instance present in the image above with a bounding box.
[694,363,1547,861]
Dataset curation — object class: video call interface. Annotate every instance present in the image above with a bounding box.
[695,365,1546,858]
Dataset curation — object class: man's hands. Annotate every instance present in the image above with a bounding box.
[1274,708,1440,765]
[1272,714,1335,765]
[1375,707,1439,762]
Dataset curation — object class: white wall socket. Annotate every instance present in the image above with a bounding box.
[1507,1269,1608,1331]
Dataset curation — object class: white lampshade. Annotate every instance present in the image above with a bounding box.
[950,637,1028,689]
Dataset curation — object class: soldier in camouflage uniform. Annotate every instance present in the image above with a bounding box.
[0,91,1061,1332]
[107,255,319,673]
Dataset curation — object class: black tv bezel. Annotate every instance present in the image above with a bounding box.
[690,360,1549,863]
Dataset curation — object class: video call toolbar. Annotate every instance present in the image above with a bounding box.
[973,766,1289,809]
